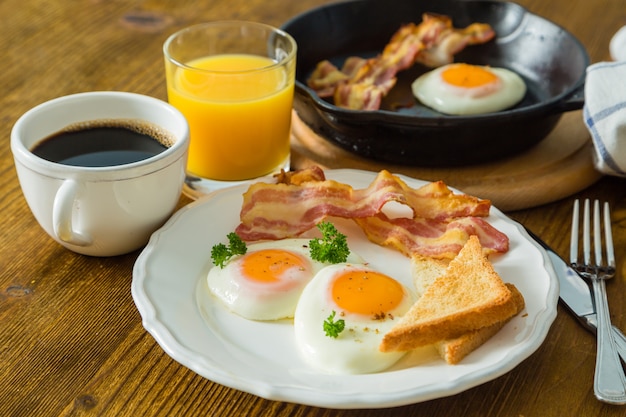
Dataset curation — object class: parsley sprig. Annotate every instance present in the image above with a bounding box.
[211,232,247,268]
[309,222,350,264]
[323,311,345,338]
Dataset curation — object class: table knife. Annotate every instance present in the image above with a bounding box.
[526,229,626,362]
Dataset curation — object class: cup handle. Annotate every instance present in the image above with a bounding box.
[52,179,92,246]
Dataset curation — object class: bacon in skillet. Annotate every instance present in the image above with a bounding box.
[405,14,496,68]
[235,168,508,258]
[307,57,368,98]
[307,13,496,110]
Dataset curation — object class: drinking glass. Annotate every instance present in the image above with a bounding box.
[164,21,297,197]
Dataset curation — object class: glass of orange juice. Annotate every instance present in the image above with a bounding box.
[163,21,297,197]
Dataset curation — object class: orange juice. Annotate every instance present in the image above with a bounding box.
[167,54,294,181]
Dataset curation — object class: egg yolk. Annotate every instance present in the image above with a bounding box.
[241,249,308,283]
[441,63,498,88]
[331,270,405,316]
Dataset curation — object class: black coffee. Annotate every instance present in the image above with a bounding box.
[31,119,175,167]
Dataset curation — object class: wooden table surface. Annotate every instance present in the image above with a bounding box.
[2,0,626,415]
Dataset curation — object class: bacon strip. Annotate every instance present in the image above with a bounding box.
[274,165,326,185]
[402,14,496,68]
[308,57,367,98]
[354,213,509,259]
[237,171,408,240]
[307,13,496,110]
[235,168,508,258]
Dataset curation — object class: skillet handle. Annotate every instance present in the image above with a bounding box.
[553,81,585,113]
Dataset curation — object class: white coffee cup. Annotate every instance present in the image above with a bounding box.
[11,91,190,256]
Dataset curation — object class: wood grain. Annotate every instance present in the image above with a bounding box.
[1,0,626,416]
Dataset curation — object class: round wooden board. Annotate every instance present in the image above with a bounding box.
[290,110,602,212]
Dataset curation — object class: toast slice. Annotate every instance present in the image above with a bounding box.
[435,283,525,364]
[410,254,449,297]
[410,253,525,363]
[379,235,521,352]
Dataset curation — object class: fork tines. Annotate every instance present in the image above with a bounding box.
[570,199,616,279]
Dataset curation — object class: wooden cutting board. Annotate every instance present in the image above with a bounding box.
[290,110,602,212]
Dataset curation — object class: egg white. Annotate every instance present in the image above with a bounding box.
[411,63,526,115]
[207,239,364,321]
[294,263,416,374]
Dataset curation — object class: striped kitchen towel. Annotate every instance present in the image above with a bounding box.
[583,60,626,177]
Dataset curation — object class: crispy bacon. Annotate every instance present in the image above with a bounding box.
[235,168,508,258]
[354,213,509,258]
[307,60,349,98]
[307,13,496,110]
[401,14,496,68]
[308,57,369,99]
[237,170,408,240]
[274,166,326,185]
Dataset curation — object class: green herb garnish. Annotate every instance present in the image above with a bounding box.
[211,232,247,268]
[323,311,345,338]
[309,222,350,263]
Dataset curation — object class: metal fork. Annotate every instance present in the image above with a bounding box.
[570,199,626,404]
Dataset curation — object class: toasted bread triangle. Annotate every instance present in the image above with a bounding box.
[435,283,525,364]
[380,235,518,352]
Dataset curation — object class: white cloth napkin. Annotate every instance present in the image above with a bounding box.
[583,60,626,177]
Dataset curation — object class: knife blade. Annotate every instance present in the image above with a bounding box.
[525,229,626,362]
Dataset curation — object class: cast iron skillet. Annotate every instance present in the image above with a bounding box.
[281,0,589,166]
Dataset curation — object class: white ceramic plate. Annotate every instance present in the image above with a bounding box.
[131,169,558,409]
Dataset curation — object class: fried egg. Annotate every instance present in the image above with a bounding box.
[294,263,415,374]
[207,239,364,321]
[411,63,526,115]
